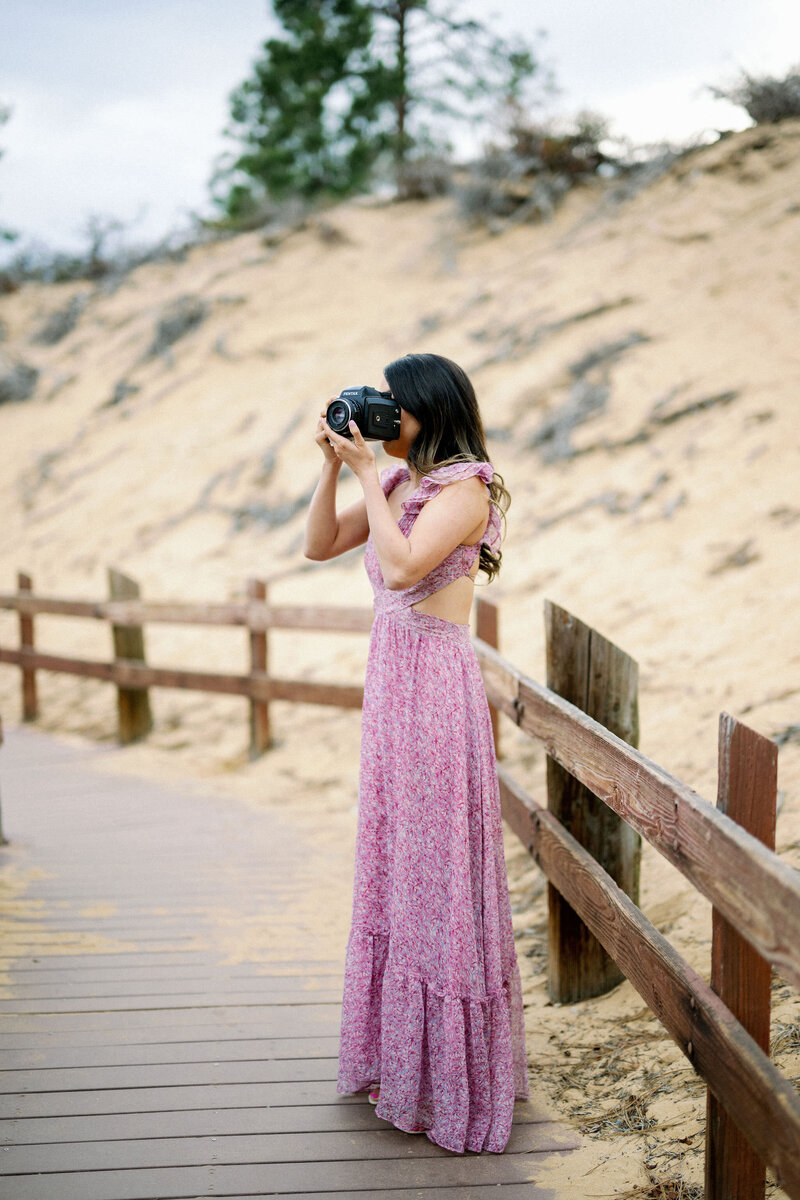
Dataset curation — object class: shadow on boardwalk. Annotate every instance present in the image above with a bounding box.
[0,726,582,1200]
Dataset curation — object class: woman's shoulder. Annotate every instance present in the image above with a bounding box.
[408,460,502,549]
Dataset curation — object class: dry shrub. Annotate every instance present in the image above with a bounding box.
[710,66,800,124]
[0,352,38,404]
[396,155,454,200]
[455,110,616,230]
[147,296,208,359]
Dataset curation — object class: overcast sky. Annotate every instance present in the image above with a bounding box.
[1,0,799,257]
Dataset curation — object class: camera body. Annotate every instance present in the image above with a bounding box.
[326,386,401,441]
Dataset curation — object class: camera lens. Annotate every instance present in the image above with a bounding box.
[327,401,349,430]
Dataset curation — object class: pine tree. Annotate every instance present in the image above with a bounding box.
[211,0,542,219]
[211,0,394,221]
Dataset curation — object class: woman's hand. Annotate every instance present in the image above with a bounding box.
[322,419,377,482]
[315,404,340,464]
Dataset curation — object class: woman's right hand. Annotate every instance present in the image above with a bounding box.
[315,403,340,464]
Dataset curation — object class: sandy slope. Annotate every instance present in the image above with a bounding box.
[1,121,799,1196]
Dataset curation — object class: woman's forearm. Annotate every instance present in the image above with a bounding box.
[303,460,343,559]
[359,471,413,587]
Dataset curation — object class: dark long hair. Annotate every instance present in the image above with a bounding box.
[383,352,510,580]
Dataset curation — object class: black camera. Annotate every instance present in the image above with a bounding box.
[326,386,401,441]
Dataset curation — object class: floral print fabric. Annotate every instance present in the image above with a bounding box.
[336,461,529,1154]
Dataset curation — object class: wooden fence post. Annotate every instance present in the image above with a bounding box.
[705,713,777,1200]
[544,600,641,1003]
[247,578,270,757]
[475,595,500,759]
[17,572,38,721]
[108,568,153,744]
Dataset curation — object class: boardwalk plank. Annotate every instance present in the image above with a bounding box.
[8,1078,476,1117]
[0,1121,579,1173]
[0,1149,575,1200]
[0,1036,341,1070]
[0,1016,340,1048]
[0,1099,553,1144]
[1,956,341,974]
[251,1189,566,1200]
[0,989,343,1012]
[5,972,343,995]
[0,1004,342,1034]
[0,1055,340,1092]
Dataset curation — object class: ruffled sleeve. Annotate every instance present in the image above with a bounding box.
[401,461,502,552]
[379,464,410,497]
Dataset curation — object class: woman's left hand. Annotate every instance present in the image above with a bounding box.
[321,419,377,482]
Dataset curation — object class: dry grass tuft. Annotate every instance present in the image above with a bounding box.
[616,1176,703,1200]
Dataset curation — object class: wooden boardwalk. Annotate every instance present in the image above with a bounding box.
[0,725,582,1200]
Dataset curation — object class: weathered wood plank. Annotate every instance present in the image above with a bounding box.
[0,1056,340,1093]
[268,677,364,708]
[0,949,240,966]
[0,1119,576,1173]
[0,1145,579,1200]
[0,648,364,707]
[475,638,800,992]
[706,714,778,1200]
[474,597,500,755]
[264,603,374,633]
[4,977,341,1000]
[247,577,271,755]
[544,601,640,1002]
[17,572,38,721]
[0,960,342,982]
[0,1036,341,1071]
[250,1189,565,1200]
[0,988,343,1012]
[0,1015,340,1049]
[497,766,800,1200]
[0,1082,360,1121]
[107,568,152,744]
[3,1079,382,1119]
[0,1001,341,1032]
[0,593,375,632]
[0,1097,554,1145]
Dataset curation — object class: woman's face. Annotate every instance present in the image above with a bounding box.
[380,377,421,460]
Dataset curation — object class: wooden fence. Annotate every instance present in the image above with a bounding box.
[1,572,798,1198]
[0,570,502,758]
[474,608,799,1200]
[0,570,378,756]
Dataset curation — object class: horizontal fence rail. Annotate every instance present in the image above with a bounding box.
[0,647,366,709]
[0,593,376,633]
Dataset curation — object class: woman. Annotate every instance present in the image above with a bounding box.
[303,353,529,1155]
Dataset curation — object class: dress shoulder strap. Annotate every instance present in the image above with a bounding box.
[379,464,410,497]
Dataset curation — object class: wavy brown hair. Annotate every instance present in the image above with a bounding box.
[383,352,510,581]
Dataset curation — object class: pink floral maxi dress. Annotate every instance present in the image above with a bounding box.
[336,461,529,1154]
